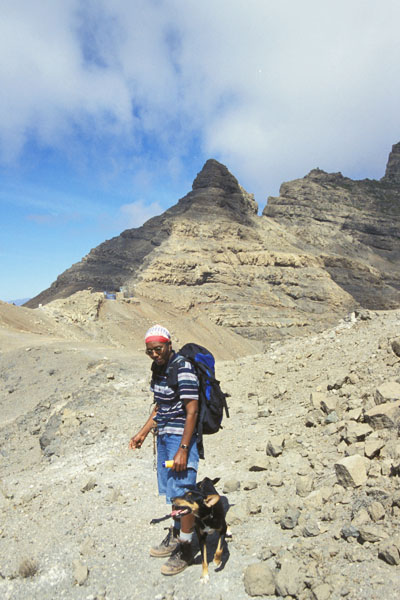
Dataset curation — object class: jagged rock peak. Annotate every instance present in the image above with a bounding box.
[383,142,400,184]
[306,168,345,183]
[192,159,242,194]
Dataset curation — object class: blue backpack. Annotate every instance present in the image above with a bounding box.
[167,343,229,459]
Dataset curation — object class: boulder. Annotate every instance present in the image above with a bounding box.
[243,562,275,597]
[275,558,305,597]
[357,525,388,544]
[364,401,400,430]
[374,381,400,405]
[223,479,241,493]
[334,455,368,487]
[364,438,385,459]
[391,338,400,357]
[343,422,373,444]
[378,543,400,565]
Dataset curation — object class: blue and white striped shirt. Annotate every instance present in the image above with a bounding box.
[151,353,199,436]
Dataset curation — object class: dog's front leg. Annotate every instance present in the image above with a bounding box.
[196,526,209,583]
[213,533,224,568]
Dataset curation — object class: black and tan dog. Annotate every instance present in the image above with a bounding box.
[171,477,231,582]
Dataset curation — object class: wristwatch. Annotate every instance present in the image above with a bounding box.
[180,444,189,450]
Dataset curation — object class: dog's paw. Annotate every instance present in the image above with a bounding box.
[200,574,209,584]
[213,558,222,568]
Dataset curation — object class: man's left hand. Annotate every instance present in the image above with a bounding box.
[173,447,188,471]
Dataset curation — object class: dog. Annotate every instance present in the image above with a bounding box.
[171,476,231,582]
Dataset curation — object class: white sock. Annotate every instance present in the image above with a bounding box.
[179,531,193,543]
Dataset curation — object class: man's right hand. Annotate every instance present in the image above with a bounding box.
[129,432,146,450]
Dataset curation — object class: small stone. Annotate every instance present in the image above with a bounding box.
[296,476,313,497]
[325,411,339,424]
[106,373,115,380]
[368,501,385,522]
[266,435,285,457]
[351,508,370,527]
[341,524,360,539]
[391,339,400,357]
[378,543,400,565]
[257,408,272,418]
[243,481,258,491]
[347,407,363,421]
[73,560,89,585]
[81,478,97,493]
[80,538,96,556]
[227,502,249,525]
[310,391,327,409]
[302,520,323,537]
[311,583,333,600]
[320,396,338,415]
[280,508,300,529]
[18,558,38,578]
[249,458,270,471]
[267,472,283,487]
[248,501,262,515]
[243,562,275,597]
[223,479,240,493]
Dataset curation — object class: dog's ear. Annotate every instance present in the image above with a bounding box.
[211,477,220,486]
[204,494,220,507]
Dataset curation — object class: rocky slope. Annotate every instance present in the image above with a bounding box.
[1,307,400,599]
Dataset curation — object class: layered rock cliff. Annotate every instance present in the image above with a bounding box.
[26,147,400,341]
[263,143,400,310]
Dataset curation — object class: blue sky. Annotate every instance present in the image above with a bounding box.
[1,0,400,301]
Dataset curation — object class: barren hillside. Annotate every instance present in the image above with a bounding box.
[1,302,400,599]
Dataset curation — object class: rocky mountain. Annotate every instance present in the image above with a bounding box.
[26,146,400,342]
[263,142,400,311]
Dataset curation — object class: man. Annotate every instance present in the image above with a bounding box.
[129,324,199,576]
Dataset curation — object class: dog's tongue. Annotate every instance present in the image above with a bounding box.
[171,508,190,518]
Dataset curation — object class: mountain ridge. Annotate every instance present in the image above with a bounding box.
[25,144,400,342]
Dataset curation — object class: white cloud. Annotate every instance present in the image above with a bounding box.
[119,199,162,228]
[0,0,399,198]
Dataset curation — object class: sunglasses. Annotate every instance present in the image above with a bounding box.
[145,345,166,356]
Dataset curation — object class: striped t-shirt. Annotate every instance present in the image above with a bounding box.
[151,353,199,436]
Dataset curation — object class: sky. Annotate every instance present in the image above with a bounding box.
[1,0,400,301]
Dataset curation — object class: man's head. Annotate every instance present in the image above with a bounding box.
[145,324,172,366]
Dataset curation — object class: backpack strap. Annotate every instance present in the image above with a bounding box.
[165,353,185,388]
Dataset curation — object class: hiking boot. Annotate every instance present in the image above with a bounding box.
[150,527,179,558]
[160,540,193,576]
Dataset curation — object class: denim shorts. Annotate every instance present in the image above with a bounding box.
[157,434,199,504]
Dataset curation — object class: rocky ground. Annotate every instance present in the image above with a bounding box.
[1,306,400,599]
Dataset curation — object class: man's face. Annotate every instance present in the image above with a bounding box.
[145,341,172,366]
